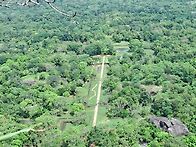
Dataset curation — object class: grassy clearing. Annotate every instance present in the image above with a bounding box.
[76,57,110,127]
[114,41,129,50]
[76,56,123,128]
[76,64,100,126]
[113,41,129,56]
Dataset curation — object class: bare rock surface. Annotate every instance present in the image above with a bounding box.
[149,116,189,136]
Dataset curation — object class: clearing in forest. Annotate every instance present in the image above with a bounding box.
[92,56,105,127]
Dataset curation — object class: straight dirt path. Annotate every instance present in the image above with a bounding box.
[92,56,106,127]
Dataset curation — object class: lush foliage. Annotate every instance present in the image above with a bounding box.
[0,0,195,146]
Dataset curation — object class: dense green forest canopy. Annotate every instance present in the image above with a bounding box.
[0,0,195,146]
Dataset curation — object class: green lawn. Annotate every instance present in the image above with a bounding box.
[76,56,124,128]
[113,41,130,56]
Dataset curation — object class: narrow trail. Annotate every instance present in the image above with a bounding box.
[0,124,44,141]
[89,84,97,100]
[92,56,106,127]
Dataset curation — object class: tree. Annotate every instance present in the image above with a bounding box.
[67,42,82,55]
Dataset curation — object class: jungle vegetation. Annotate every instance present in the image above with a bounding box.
[0,0,195,146]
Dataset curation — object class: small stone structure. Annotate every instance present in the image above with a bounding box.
[149,116,189,136]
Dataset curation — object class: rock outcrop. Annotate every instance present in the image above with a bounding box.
[149,116,189,136]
